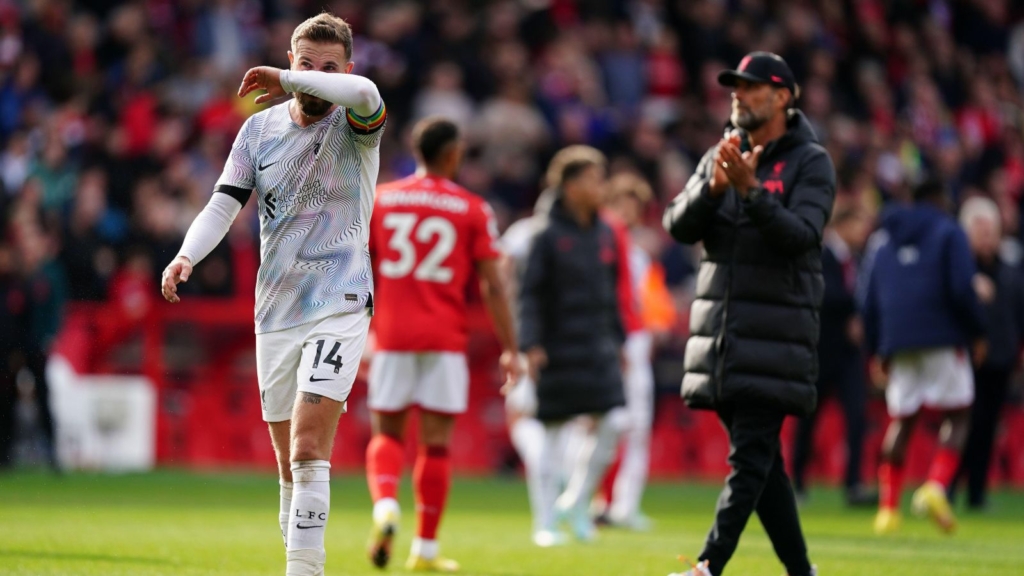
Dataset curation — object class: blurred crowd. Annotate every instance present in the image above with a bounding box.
[1,0,1024,454]
[0,0,1019,307]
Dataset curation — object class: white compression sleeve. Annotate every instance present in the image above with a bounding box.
[176,193,242,265]
[279,70,381,117]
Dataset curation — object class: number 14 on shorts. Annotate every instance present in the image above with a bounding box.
[311,339,344,378]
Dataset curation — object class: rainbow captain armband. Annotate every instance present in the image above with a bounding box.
[347,103,387,134]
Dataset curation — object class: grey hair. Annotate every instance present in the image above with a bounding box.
[959,196,1001,235]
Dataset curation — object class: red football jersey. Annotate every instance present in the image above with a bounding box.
[370,174,501,352]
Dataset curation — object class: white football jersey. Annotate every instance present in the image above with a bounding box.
[215,100,386,334]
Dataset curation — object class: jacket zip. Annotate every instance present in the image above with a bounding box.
[713,191,744,402]
[712,150,774,402]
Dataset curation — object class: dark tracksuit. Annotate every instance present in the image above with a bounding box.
[23,259,67,466]
[663,110,835,576]
[518,197,625,422]
[953,256,1024,507]
[0,274,29,467]
[792,235,868,494]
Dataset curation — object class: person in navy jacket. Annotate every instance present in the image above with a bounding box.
[862,179,987,535]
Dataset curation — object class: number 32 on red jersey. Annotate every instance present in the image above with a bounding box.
[379,213,457,283]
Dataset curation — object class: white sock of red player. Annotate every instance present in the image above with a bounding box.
[286,460,330,576]
[510,417,546,533]
[279,479,294,548]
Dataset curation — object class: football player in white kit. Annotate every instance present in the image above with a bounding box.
[160,13,385,576]
[602,173,661,530]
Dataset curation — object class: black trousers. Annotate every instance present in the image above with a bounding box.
[0,367,14,467]
[792,354,867,492]
[699,403,812,576]
[953,366,1011,507]
[21,349,57,464]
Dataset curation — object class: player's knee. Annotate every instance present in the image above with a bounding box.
[290,436,328,463]
[882,438,906,465]
[419,427,453,447]
[419,413,456,446]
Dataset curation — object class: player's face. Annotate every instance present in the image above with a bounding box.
[609,194,642,227]
[288,39,354,117]
[730,79,783,131]
[566,164,607,213]
[966,215,1000,259]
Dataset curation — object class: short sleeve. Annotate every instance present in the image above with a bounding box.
[472,201,501,262]
[347,102,387,148]
[215,117,256,191]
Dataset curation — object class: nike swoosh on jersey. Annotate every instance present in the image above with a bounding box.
[309,376,333,382]
[258,161,278,171]
[296,522,324,529]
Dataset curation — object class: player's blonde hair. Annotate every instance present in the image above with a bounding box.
[291,12,354,60]
[608,172,653,205]
[546,145,607,189]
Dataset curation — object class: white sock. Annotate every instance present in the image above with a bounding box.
[558,414,620,512]
[559,420,587,486]
[611,410,651,522]
[286,460,330,576]
[511,418,546,532]
[612,334,654,521]
[279,480,294,547]
[511,417,545,472]
[373,497,400,525]
[411,537,439,560]
[537,422,566,530]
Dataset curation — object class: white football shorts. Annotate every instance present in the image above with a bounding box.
[886,347,974,417]
[368,352,469,414]
[256,310,371,422]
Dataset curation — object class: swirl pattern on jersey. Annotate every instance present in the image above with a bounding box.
[216,101,385,334]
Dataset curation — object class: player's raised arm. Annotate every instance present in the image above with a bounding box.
[238,66,382,118]
[282,70,381,118]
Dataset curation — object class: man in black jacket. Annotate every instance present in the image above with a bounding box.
[952,196,1024,509]
[791,206,875,506]
[0,241,28,469]
[518,145,626,543]
[664,52,834,576]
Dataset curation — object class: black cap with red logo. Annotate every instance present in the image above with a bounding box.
[717,51,797,95]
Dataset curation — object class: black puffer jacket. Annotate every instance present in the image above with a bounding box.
[663,110,836,416]
[519,197,625,421]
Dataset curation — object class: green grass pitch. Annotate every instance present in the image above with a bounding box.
[1,471,1023,575]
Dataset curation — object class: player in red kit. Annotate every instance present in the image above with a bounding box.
[365,117,520,572]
